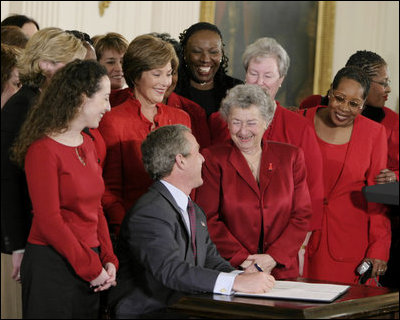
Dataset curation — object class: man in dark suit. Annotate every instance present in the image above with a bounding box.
[108,124,275,318]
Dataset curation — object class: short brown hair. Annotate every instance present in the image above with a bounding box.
[1,43,22,94]
[1,25,28,48]
[123,34,179,88]
[94,32,128,61]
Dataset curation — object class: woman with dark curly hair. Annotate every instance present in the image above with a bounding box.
[175,22,243,117]
[11,59,118,318]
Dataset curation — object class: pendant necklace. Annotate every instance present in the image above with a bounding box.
[75,147,86,166]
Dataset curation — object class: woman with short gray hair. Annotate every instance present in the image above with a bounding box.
[219,84,274,125]
[196,84,312,279]
[243,37,290,79]
[208,38,324,261]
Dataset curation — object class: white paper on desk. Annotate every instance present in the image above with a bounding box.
[235,281,350,302]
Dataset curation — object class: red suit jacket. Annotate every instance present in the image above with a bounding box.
[299,95,399,179]
[195,140,312,279]
[98,96,191,234]
[304,107,391,268]
[381,107,399,179]
[208,102,324,230]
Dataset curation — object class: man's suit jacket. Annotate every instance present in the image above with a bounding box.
[108,181,235,317]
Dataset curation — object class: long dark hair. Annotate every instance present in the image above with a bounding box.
[11,59,107,167]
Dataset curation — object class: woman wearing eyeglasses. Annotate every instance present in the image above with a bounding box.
[302,66,391,285]
[300,50,398,183]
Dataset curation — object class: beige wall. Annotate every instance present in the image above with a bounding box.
[1,1,398,111]
[333,1,399,112]
[1,1,201,42]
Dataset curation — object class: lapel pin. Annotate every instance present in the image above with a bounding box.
[268,163,273,171]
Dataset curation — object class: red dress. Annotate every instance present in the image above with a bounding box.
[98,95,191,234]
[303,107,391,284]
[195,140,312,279]
[166,92,211,149]
[25,134,118,282]
[208,102,324,230]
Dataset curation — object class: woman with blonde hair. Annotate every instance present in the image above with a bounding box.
[1,28,86,284]
[98,35,191,237]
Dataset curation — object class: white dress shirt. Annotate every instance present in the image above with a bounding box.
[160,180,240,295]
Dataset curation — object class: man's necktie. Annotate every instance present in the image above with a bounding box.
[187,198,197,260]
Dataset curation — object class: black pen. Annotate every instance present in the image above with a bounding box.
[254,263,263,272]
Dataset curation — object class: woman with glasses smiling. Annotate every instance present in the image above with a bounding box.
[302,66,391,285]
[300,50,398,184]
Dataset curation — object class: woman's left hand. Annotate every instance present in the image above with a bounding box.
[245,254,277,274]
[374,168,397,184]
[363,258,387,278]
[93,262,117,292]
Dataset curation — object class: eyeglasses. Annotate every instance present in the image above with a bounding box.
[371,79,391,89]
[329,91,364,110]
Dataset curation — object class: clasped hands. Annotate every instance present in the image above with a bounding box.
[240,253,277,274]
[89,262,117,292]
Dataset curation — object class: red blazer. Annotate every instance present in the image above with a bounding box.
[195,140,312,279]
[304,107,391,263]
[299,96,399,180]
[208,102,324,230]
[381,107,399,179]
[98,96,191,234]
[166,92,211,149]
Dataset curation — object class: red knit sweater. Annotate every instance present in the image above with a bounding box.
[25,134,118,282]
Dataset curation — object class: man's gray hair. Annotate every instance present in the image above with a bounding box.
[242,37,290,77]
[141,125,191,180]
[220,84,275,124]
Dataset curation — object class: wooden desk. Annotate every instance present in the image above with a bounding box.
[169,279,399,319]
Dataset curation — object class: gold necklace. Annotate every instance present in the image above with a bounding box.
[75,147,86,166]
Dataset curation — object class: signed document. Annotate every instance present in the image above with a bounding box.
[235,281,350,302]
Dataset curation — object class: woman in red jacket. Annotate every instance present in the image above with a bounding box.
[302,66,391,285]
[300,50,398,182]
[98,35,191,236]
[11,60,118,318]
[196,84,312,279]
